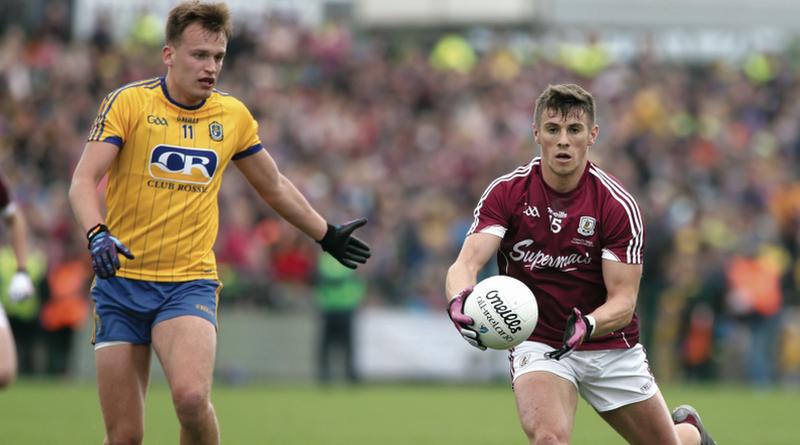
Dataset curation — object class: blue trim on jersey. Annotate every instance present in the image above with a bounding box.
[90,78,161,141]
[160,76,207,110]
[231,143,264,160]
[103,136,123,147]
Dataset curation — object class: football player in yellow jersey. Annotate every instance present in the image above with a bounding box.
[68,3,370,444]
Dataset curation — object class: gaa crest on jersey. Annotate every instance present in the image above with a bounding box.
[578,216,596,236]
[149,145,218,185]
[209,121,223,141]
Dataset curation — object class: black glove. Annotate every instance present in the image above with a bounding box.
[317,218,371,269]
[87,224,135,278]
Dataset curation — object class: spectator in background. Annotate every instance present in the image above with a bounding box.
[726,242,787,385]
[38,237,91,376]
[679,244,727,381]
[0,173,35,388]
[314,253,366,384]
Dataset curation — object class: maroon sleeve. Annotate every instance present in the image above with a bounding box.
[0,175,10,211]
[600,184,645,264]
[467,176,513,237]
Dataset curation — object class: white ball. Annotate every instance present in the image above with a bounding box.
[463,275,538,350]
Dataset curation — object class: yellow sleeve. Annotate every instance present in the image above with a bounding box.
[231,104,263,160]
[87,87,133,148]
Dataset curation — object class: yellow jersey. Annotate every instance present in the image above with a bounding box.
[88,77,263,282]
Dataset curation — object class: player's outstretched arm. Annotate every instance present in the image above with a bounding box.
[445,233,502,350]
[234,149,370,269]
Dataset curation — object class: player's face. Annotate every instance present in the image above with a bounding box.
[162,22,227,105]
[533,108,598,191]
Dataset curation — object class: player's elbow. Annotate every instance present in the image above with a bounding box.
[621,309,635,327]
[67,177,86,207]
[616,303,636,328]
[257,173,287,205]
[0,366,16,389]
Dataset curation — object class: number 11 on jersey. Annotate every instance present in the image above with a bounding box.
[182,124,194,139]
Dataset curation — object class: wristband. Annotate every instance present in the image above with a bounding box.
[87,223,109,241]
[585,314,597,338]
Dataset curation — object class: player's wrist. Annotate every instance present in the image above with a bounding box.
[87,223,109,242]
[584,314,596,339]
[317,223,336,246]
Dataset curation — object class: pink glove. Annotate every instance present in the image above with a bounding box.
[546,308,594,360]
[447,287,485,351]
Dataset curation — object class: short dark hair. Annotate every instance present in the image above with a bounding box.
[166,1,232,45]
[534,84,596,126]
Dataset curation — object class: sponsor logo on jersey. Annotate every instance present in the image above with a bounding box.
[209,121,223,141]
[571,238,594,247]
[547,207,567,219]
[547,207,568,233]
[578,216,596,236]
[149,145,218,185]
[508,239,592,271]
[147,115,168,126]
[177,116,199,124]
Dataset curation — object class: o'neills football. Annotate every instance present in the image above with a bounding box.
[463,275,538,349]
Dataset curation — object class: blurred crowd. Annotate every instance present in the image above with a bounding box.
[1,7,799,384]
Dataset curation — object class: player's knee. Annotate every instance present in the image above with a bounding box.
[105,427,144,445]
[529,433,569,445]
[0,367,16,389]
[521,423,569,445]
[172,386,211,421]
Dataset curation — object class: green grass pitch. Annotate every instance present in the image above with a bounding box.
[0,381,795,444]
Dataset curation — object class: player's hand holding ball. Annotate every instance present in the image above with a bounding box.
[87,224,135,278]
[8,270,34,302]
[546,307,595,360]
[450,276,538,350]
[447,286,486,351]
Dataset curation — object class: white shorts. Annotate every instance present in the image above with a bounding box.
[0,302,7,329]
[510,341,658,412]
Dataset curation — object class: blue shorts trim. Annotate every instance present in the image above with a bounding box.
[91,277,220,345]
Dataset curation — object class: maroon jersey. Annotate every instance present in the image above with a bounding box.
[469,157,644,350]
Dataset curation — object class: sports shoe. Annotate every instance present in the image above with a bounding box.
[672,404,717,445]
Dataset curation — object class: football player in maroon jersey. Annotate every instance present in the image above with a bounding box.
[0,173,35,389]
[446,84,716,445]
